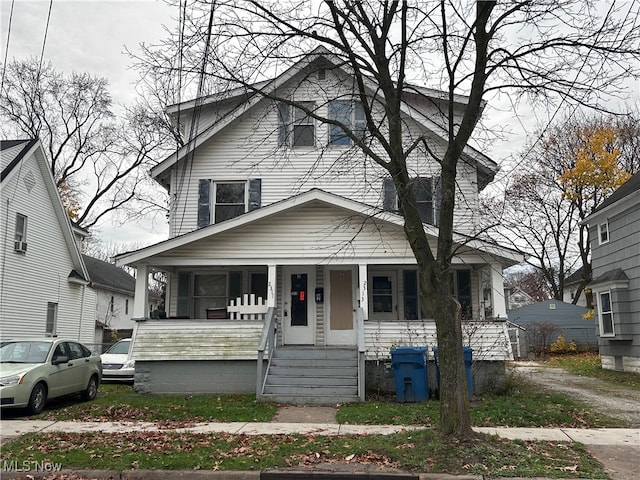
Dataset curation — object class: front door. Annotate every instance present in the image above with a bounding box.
[283,266,315,344]
[326,268,357,345]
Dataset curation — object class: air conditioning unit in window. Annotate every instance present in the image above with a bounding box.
[14,241,27,253]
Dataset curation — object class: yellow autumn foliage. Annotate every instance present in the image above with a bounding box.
[558,126,630,201]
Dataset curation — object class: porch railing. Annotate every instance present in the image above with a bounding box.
[256,306,277,401]
[356,307,366,402]
[228,294,268,320]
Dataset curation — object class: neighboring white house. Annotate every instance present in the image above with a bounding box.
[562,267,589,308]
[116,50,522,403]
[584,172,640,373]
[83,254,164,349]
[0,139,95,346]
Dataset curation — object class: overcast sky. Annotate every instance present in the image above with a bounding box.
[2,1,638,253]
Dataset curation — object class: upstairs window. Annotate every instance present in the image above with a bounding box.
[197,179,261,228]
[598,221,609,245]
[328,101,365,146]
[383,176,441,226]
[278,101,316,147]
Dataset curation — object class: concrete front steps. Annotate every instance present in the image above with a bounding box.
[261,346,360,405]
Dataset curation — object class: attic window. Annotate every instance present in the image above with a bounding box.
[318,69,326,80]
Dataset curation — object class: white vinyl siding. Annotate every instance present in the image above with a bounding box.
[167,69,481,237]
[0,146,95,345]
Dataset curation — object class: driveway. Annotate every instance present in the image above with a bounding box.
[511,361,640,480]
[510,361,640,427]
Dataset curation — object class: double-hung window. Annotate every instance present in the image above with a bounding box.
[383,176,441,226]
[214,182,245,223]
[46,302,58,336]
[328,101,365,146]
[197,179,261,228]
[598,221,609,244]
[598,291,615,336]
[14,213,27,252]
[278,101,316,147]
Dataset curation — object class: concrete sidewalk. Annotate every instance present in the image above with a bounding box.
[1,419,638,445]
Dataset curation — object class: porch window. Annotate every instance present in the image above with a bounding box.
[597,291,614,336]
[278,101,316,147]
[194,274,227,319]
[383,176,441,226]
[368,272,398,321]
[328,101,365,145]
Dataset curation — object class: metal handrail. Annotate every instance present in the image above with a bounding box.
[256,307,277,400]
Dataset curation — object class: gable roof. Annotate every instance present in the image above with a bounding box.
[584,171,640,223]
[83,255,135,294]
[1,139,89,282]
[151,48,497,189]
[115,188,523,268]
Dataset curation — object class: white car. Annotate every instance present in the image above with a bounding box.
[100,339,134,382]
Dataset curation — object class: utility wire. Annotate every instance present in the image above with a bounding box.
[35,0,54,84]
[1,0,15,92]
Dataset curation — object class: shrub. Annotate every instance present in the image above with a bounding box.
[550,335,577,354]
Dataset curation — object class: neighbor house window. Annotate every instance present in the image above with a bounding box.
[598,291,615,336]
[46,302,58,336]
[14,213,27,252]
[383,177,441,226]
[328,101,365,145]
[278,101,316,147]
[125,299,129,315]
[197,179,261,227]
[598,221,609,244]
[110,296,114,313]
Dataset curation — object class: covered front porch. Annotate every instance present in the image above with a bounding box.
[116,190,521,403]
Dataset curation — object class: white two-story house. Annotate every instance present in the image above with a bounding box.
[116,50,521,403]
[1,139,95,347]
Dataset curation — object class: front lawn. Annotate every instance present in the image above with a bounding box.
[0,429,607,478]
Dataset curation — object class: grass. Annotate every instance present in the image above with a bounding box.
[337,374,627,427]
[546,353,640,390]
[0,429,607,477]
[25,384,278,424]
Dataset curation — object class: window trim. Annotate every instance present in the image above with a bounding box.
[598,221,609,245]
[597,290,615,337]
[213,181,247,224]
[14,213,28,252]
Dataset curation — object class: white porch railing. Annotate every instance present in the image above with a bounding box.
[256,307,277,401]
[228,294,268,320]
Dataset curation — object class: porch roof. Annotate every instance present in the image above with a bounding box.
[115,189,523,269]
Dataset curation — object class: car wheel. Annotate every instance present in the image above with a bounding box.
[27,382,47,415]
[81,375,99,401]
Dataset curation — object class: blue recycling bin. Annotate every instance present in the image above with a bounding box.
[391,346,428,402]
[432,346,473,399]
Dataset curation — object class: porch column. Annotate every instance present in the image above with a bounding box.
[358,263,368,318]
[267,264,277,308]
[133,263,150,319]
[490,263,507,319]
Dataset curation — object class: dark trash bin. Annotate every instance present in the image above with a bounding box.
[391,346,428,402]
[432,346,473,399]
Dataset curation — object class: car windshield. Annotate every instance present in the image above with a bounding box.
[0,341,52,364]
[106,341,130,355]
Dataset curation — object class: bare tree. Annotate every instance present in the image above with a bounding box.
[484,112,638,308]
[505,267,553,302]
[133,0,639,437]
[0,58,171,231]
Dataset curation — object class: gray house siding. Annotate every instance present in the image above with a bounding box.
[589,203,640,370]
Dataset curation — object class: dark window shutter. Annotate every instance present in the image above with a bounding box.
[197,179,211,228]
[277,102,290,146]
[433,176,442,227]
[248,178,261,211]
[383,177,397,211]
